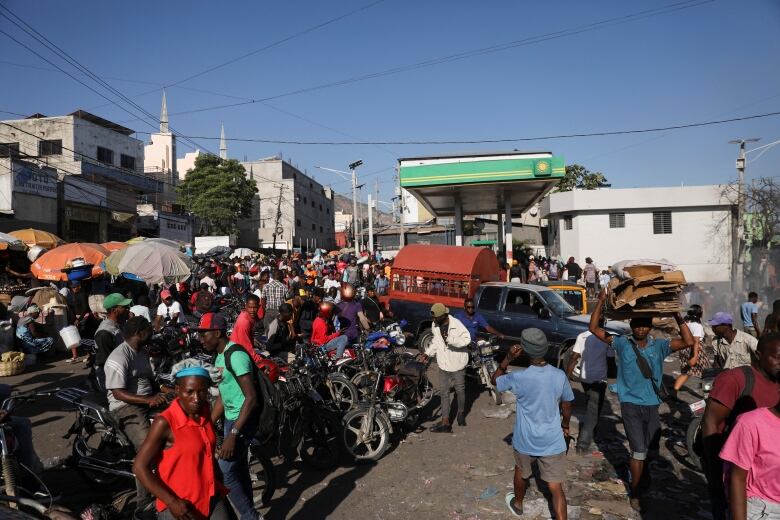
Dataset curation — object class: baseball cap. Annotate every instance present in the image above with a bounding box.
[160,289,172,300]
[196,312,228,331]
[430,303,449,318]
[708,312,733,327]
[103,293,132,310]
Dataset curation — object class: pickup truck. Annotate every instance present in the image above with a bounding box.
[391,281,629,366]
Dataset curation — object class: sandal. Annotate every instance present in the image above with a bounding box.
[65,358,79,364]
[505,492,523,517]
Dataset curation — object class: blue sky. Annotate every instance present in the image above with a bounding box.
[1,0,778,204]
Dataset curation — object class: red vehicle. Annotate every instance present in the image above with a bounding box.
[385,244,501,349]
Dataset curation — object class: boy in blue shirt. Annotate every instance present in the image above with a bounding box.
[740,291,761,337]
[492,328,574,519]
[589,291,693,512]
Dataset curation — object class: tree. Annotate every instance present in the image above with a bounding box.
[554,164,608,192]
[177,154,257,235]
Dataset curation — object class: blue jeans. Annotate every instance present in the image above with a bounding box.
[321,335,349,358]
[219,419,259,520]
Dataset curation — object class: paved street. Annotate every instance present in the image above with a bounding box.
[9,349,710,519]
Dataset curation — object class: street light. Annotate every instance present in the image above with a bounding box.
[315,160,363,256]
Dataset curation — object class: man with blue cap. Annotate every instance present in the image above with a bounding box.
[492,328,574,519]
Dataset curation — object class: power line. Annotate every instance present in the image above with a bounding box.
[132,0,713,121]
[132,109,780,145]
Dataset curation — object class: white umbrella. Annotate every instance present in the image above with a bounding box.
[105,242,191,285]
[230,247,256,259]
[0,232,27,252]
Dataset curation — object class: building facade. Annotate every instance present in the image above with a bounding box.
[238,158,335,251]
[0,111,160,242]
[540,185,735,286]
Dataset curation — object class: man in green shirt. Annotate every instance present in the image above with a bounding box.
[198,313,261,520]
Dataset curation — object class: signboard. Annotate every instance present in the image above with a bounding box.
[65,176,107,207]
[13,162,57,198]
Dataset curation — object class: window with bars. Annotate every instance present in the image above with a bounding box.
[563,215,573,230]
[0,143,19,158]
[653,211,672,234]
[97,146,114,165]
[120,154,135,169]
[609,213,625,228]
[39,139,62,156]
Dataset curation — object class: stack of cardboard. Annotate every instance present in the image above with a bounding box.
[605,264,686,319]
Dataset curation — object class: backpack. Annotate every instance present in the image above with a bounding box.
[223,344,280,443]
[194,291,214,313]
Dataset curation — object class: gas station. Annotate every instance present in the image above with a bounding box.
[399,151,565,262]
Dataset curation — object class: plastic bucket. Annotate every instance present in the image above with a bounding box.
[59,325,81,349]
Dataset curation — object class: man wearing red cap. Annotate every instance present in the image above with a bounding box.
[154,289,184,330]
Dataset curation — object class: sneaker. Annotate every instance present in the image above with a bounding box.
[430,423,452,433]
[456,414,466,427]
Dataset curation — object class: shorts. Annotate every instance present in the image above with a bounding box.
[620,402,659,460]
[513,450,566,483]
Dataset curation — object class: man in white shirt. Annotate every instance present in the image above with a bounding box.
[200,271,217,293]
[323,271,341,294]
[566,319,614,454]
[153,289,185,330]
[422,303,472,433]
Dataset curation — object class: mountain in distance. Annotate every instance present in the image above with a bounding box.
[333,192,393,225]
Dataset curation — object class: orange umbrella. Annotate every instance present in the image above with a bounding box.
[31,243,109,281]
[101,241,129,252]
[9,228,65,249]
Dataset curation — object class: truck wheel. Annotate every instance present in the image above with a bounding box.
[557,341,575,369]
[417,329,434,354]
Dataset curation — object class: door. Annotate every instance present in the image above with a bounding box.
[502,288,547,340]
[475,286,503,333]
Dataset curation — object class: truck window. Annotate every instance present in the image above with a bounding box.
[392,274,469,299]
[505,289,543,315]
[477,287,501,311]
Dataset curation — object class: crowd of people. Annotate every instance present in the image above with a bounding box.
[1,245,779,519]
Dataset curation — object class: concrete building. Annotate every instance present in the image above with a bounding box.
[143,91,177,193]
[540,185,735,286]
[0,111,161,241]
[238,157,335,251]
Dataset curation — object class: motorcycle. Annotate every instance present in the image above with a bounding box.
[468,334,502,405]
[0,390,59,514]
[685,367,721,471]
[294,343,360,414]
[341,351,433,462]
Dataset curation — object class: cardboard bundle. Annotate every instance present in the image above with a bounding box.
[605,264,686,319]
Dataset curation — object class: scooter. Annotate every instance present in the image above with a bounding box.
[685,367,721,471]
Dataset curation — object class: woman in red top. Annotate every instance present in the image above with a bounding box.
[134,366,230,520]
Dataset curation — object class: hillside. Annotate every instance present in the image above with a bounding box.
[333,192,393,225]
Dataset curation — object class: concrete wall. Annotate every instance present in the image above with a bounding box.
[542,186,734,284]
[144,132,177,193]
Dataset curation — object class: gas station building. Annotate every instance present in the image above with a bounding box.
[399,151,565,262]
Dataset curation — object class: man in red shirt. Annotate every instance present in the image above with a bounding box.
[310,303,349,358]
[701,334,780,520]
[229,294,263,367]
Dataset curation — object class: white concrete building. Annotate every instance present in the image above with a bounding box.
[238,158,335,251]
[540,185,735,286]
[143,91,177,192]
[0,110,158,241]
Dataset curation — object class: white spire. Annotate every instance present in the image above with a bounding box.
[219,123,227,159]
[160,90,169,134]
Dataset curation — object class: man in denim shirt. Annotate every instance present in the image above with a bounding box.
[589,291,693,512]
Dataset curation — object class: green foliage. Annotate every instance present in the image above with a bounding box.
[555,164,608,192]
[177,154,257,235]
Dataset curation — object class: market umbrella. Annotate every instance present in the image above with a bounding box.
[0,232,27,251]
[101,241,129,252]
[126,237,182,250]
[31,243,109,281]
[105,242,191,285]
[9,229,64,249]
[230,247,256,259]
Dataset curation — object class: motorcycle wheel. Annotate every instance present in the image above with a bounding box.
[72,422,133,487]
[300,409,341,470]
[686,414,704,471]
[416,329,434,355]
[326,373,360,413]
[481,365,502,405]
[248,446,276,507]
[350,371,378,401]
[416,372,434,409]
[342,409,390,462]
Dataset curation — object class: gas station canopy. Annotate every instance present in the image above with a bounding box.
[399,151,565,217]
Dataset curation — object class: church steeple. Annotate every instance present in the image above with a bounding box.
[219,123,227,159]
[160,90,169,134]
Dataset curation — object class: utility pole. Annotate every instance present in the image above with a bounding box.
[368,193,374,253]
[396,164,405,249]
[271,185,284,251]
[349,160,363,256]
[729,138,760,293]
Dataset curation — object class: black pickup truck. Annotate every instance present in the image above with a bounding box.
[390,282,629,366]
